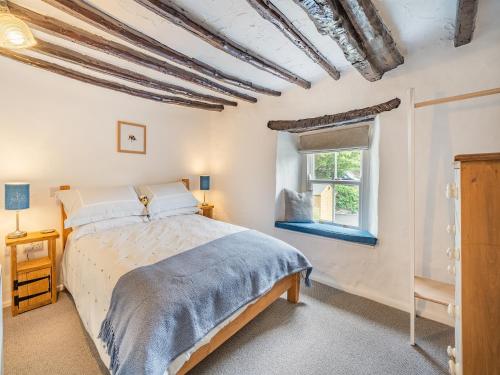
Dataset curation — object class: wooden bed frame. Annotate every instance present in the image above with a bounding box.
[58,180,301,374]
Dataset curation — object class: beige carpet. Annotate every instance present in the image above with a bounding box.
[3,282,452,374]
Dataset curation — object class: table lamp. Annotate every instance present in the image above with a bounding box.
[5,182,29,239]
[200,175,210,206]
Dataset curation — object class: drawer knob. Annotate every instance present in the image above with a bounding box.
[446,248,460,260]
[446,183,458,199]
[446,248,453,259]
[447,345,456,358]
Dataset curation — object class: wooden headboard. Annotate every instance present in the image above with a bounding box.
[59,178,190,250]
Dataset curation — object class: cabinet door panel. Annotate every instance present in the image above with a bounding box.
[460,160,500,375]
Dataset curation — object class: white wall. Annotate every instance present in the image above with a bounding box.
[209,28,500,324]
[275,132,301,221]
[0,57,211,305]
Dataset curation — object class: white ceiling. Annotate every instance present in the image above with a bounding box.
[9,0,500,104]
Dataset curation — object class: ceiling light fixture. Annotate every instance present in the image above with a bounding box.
[0,0,36,49]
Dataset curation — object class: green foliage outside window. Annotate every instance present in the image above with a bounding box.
[313,153,334,179]
[313,151,361,213]
[314,151,361,179]
[336,185,359,213]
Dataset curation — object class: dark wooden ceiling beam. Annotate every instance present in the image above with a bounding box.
[8,2,257,103]
[32,39,237,107]
[267,98,400,132]
[337,0,403,73]
[42,0,280,97]
[246,0,340,80]
[293,0,381,81]
[133,0,311,89]
[293,0,403,81]
[0,50,224,111]
[454,0,478,47]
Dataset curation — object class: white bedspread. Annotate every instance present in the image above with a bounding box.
[62,214,246,374]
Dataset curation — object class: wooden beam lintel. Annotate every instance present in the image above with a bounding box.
[268,97,401,132]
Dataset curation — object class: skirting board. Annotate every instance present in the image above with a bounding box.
[2,284,65,308]
[311,272,454,327]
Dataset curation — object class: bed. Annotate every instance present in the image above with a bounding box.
[58,182,311,375]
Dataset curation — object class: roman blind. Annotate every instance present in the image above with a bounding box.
[298,124,370,153]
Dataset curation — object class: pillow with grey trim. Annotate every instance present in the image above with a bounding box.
[283,188,314,223]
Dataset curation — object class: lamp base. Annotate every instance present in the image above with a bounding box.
[201,202,209,207]
[7,230,27,239]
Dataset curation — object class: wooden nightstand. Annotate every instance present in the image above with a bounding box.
[5,230,59,316]
[199,204,214,219]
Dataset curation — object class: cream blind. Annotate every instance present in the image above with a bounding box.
[298,124,370,153]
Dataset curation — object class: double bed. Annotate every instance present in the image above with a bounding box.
[58,182,311,374]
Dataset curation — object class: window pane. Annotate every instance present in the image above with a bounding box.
[310,150,362,181]
[312,183,333,222]
[313,153,334,180]
[336,150,361,180]
[334,184,359,227]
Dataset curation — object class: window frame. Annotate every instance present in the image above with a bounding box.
[305,149,370,230]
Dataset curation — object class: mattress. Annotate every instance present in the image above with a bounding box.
[61,214,254,374]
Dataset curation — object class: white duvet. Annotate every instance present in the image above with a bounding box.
[62,214,248,374]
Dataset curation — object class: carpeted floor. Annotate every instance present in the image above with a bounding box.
[3,281,453,375]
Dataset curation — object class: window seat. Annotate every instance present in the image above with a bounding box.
[274,221,377,246]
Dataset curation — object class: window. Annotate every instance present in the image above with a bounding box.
[306,149,369,230]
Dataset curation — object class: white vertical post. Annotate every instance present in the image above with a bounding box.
[408,88,416,345]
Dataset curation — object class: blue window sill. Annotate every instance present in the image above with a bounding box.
[274,221,377,246]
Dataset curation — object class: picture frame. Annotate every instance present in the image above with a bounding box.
[117,121,146,154]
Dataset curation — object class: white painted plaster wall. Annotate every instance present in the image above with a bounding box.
[0,57,211,306]
[274,132,301,221]
[209,29,500,324]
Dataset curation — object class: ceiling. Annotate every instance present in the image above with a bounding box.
[5,0,498,107]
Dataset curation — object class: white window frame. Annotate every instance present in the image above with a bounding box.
[305,149,370,230]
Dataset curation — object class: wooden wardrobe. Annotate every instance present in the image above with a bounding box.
[449,153,500,375]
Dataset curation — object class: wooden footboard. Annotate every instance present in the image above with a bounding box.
[177,272,301,374]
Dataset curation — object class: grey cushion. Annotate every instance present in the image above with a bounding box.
[283,189,314,223]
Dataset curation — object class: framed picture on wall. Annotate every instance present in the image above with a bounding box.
[117,121,146,154]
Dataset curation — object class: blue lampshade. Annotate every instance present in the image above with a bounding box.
[5,183,30,210]
[200,175,210,191]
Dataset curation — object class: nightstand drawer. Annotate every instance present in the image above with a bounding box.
[6,230,59,316]
[17,267,52,312]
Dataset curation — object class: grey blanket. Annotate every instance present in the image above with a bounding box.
[99,229,312,375]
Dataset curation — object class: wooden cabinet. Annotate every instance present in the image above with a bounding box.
[5,231,59,316]
[449,153,500,375]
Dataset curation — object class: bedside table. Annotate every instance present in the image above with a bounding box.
[5,231,59,316]
[199,204,214,219]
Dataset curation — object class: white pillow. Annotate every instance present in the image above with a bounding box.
[149,207,199,221]
[71,216,148,240]
[56,186,146,228]
[137,182,199,216]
